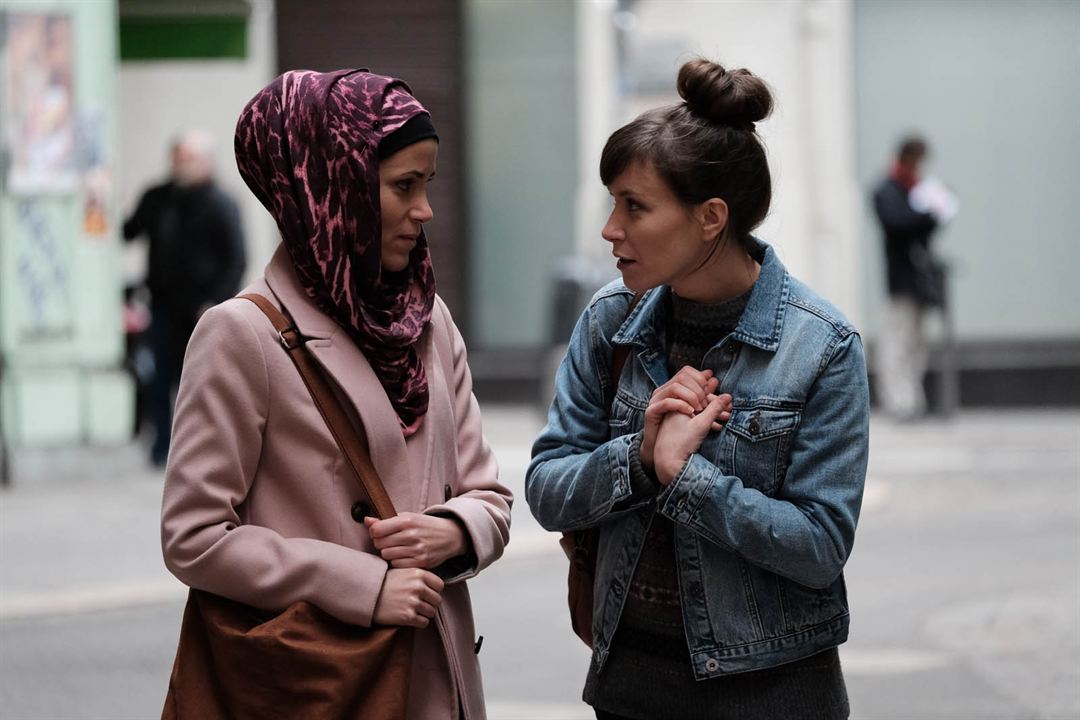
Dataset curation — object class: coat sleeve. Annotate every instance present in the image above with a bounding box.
[207,194,247,304]
[420,299,513,583]
[122,186,156,241]
[873,181,937,237]
[655,332,870,589]
[160,301,390,626]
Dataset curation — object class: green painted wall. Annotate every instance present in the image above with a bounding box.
[465,0,578,348]
[1,0,131,446]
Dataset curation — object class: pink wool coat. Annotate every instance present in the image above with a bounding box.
[161,246,513,720]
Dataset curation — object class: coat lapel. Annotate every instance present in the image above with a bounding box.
[411,318,449,510]
[263,245,416,506]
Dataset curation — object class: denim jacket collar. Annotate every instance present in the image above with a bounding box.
[611,238,789,354]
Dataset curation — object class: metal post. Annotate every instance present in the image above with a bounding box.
[0,352,10,487]
[937,265,960,417]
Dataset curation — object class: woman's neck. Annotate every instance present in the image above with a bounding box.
[670,242,760,304]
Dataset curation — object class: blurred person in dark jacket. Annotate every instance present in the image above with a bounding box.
[872,135,939,421]
[124,130,246,466]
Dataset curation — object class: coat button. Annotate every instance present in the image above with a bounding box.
[705,658,721,672]
[351,501,373,523]
[748,413,761,435]
[444,484,452,501]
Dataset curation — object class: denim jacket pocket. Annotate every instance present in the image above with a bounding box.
[777,574,848,633]
[723,404,801,495]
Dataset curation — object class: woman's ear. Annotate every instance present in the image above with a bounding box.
[698,198,729,243]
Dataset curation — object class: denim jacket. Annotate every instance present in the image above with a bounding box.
[526,240,870,679]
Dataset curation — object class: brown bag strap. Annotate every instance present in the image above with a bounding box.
[240,293,398,520]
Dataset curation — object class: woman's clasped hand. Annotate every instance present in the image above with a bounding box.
[641,366,733,485]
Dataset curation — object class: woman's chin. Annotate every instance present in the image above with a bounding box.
[380,256,410,274]
[618,267,653,293]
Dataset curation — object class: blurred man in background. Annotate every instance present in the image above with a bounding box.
[123,130,246,467]
[872,135,943,422]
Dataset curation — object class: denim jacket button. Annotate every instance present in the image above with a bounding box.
[705,658,720,672]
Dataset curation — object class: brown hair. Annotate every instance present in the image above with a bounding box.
[600,58,774,251]
[897,135,928,166]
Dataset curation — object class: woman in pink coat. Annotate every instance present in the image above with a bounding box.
[160,69,512,720]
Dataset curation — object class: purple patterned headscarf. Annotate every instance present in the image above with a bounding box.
[234,69,436,437]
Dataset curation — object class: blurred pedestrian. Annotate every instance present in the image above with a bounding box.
[121,284,153,439]
[160,70,511,719]
[123,130,246,466]
[871,135,942,421]
[527,58,869,720]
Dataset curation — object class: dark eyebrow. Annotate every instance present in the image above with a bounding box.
[396,170,437,180]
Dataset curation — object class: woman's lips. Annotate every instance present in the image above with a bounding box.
[616,258,635,270]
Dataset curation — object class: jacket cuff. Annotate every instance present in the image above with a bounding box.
[423,500,503,582]
[610,432,661,512]
[325,548,389,627]
[657,453,718,526]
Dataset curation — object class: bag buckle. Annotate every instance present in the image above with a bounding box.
[278,327,304,350]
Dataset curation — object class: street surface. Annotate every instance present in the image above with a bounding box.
[2,406,1078,719]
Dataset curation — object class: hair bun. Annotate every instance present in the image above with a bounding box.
[677,58,773,130]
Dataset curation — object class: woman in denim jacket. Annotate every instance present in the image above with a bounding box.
[526,59,869,720]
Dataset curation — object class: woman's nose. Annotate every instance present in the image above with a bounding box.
[412,193,434,224]
[601,213,623,243]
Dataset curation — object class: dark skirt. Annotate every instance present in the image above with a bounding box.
[586,645,849,720]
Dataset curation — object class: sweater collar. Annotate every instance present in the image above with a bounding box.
[612,238,790,353]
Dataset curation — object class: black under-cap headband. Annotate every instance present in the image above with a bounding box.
[378,113,438,160]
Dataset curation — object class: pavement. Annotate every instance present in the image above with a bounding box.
[1,405,1079,719]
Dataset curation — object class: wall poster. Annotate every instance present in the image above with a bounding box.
[1,11,77,194]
